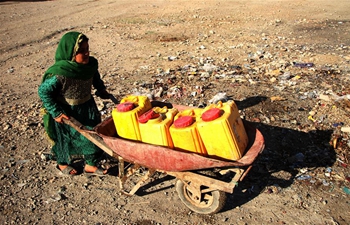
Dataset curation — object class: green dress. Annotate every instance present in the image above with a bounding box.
[38,31,106,166]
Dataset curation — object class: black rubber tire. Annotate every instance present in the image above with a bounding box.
[175,179,227,214]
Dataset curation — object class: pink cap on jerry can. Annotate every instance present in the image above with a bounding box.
[116,102,135,112]
[174,116,194,128]
[201,108,222,121]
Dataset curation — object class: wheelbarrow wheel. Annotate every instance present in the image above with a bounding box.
[175,179,227,214]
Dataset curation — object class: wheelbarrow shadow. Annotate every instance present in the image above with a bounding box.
[222,121,335,212]
[136,174,176,196]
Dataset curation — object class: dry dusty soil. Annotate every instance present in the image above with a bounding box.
[1,0,350,224]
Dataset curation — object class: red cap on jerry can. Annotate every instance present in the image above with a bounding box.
[116,102,135,112]
[138,109,160,123]
[201,108,222,121]
[174,116,194,128]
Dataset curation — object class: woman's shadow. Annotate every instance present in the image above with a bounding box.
[221,96,336,212]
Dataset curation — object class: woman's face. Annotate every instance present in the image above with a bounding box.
[75,41,89,64]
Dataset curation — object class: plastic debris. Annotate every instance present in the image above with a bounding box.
[322,180,330,186]
[40,153,53,161]
[296,175,312,180]
[324,167,332,177]
[7,67,14,73]
[342,187,350,195]
[208,92,228,104]
[330,93,350,102]
[202,63,217,72]
[293,62,314,68]
[167,56,177,61]
[337,159,348,168]
[340,127,350,133]
[308,115,316,122]
[332,122,344,127]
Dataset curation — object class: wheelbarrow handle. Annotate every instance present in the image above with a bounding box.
[62,117,114,157]
[62,117,87,131]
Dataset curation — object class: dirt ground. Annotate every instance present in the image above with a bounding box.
[1,0,350,224]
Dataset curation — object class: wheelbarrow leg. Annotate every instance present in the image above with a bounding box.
[118,161,140,192]
[118,157,125,178]
[120,169,156,196]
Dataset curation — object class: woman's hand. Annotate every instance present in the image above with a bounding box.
[54,114,69,123]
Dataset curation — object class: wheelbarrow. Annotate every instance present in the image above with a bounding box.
[63,104,264,214]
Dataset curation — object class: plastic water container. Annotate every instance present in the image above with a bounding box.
[139,107,178,148]
[112,95,152,141]
[169,108,207,155]
[197,101,248,160]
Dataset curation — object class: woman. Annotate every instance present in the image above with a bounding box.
[38,31,110,176]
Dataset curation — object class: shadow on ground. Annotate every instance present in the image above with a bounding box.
[222,121,335,212]
[221,95,335,212]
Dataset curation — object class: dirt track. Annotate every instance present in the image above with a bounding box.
[1,0,350,224]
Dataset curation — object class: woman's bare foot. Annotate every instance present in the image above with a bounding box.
[58,164,78,175]
[84,164,107,175]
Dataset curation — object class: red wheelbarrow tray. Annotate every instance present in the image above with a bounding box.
[94,104,265,172]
